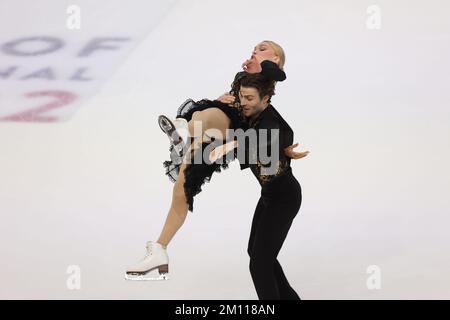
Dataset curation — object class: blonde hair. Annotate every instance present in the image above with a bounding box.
[263,40,286,70]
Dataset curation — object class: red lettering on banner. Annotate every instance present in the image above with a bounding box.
[0,90,77,122]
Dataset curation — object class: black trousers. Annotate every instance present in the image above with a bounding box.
[247,171,302,300]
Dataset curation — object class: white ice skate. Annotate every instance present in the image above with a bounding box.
[125,241,170,281]
[158,115,189,156]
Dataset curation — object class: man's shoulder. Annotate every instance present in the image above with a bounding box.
[258,106,281,129]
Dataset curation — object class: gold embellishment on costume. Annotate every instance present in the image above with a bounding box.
[256,159,287,184]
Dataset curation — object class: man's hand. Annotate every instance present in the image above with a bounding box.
[284,143,310,159]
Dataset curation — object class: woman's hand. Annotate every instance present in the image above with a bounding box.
[242,55,263,73]
[209,140,238,163]
[284,143,310,159]
[209,145,226,163]
[217,92,235,104]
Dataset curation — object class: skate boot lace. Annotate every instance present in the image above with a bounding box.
[143,242,154,259]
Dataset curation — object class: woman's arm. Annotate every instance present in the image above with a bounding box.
[209,140,238,163]
[216,92,235,104]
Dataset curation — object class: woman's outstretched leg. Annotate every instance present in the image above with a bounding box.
[156,108,231,247]
[156,161,189,246]
[125,108,230,280]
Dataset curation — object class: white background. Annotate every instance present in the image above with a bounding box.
[1,0,449,299]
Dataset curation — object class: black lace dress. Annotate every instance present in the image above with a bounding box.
[162,61,286,212]
[162,71,247,212]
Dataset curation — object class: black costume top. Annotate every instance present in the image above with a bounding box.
[236,104,294,189]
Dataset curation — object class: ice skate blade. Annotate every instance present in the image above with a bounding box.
[124,273,170,281]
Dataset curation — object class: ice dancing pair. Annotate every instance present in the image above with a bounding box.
[125,40,310,300]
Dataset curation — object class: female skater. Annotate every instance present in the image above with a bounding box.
[210,72,309,299]
[125,41,307,281]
